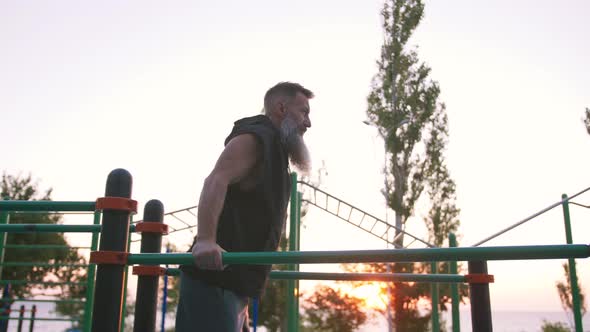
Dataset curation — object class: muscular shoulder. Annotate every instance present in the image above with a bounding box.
[211,133,263,187]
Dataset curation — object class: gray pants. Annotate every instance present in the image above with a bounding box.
[175,271,250,332]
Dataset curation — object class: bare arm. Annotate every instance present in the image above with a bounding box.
[193,133,261,270]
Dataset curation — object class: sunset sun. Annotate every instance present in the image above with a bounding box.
[341,282,389,310]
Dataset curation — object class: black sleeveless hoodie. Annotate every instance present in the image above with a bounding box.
[182,115,292,297]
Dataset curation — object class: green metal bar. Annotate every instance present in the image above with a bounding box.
[561,194,583,332]
[83,211,100,332]
[449,233,460,332]
[0,262,89,268]
[431,261,440,332]
[0,224,100,233]
[119,216,132,332]
[0,201,95,212]
[295,191,303,331]
[0,204,9,280]
[0,224,136,233]
[0,280,86,286]
[269,271,465,282]
[164,268,467,282]
[128,244,590,265]
[0,317,83,321]
[12,299,85,304]
[287,172,298,332]
[3,244,91,250]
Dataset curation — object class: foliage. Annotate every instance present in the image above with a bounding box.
[555,262,587,331]
[583,107,590,135]
[301,285,368,332]
[541,320,571,332]
[1,172,88,323]
[365,0,462,328]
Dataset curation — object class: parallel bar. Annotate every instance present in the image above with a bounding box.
[164,269,466,282]
[269,271,465,283]
[12,299,85,304]
[3,245,91,250]
[128,245,590,265]
[0,262,88,268]
[0,317,82,322]
[0,280,86,286]
[0,201,95,212]
[0,224,100,233]
[0,224,136,233]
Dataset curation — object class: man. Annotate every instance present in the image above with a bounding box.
[176,82,313,331]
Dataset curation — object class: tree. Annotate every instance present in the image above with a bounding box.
[365,0,459,329]
[301,285,368,332]
[541,320,571,332]
[0,173,87,325]
[583,107,590,135]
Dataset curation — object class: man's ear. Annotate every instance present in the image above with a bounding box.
[278,101,287,114]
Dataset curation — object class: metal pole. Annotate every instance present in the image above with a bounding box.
[0,283,11,332]
[91,169,133,332]
[120,224,132,332]
[561,194,583,332]
[287,172,298,332]
[83,212,100,332]
[133,200,164,332]
[449,233,460,332]
[17,305,24,332]
[294,191,302,330]
[28,305,36,332]
[431,261,439,332]
[468,261,492,332]
[0,201,10,283]
[161,245,170,332]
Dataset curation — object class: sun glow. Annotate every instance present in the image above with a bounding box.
[340,282,389,310]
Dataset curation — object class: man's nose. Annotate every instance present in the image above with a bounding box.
[304,118,311,128]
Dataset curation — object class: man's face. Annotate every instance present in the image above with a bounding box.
[280,92,312,174]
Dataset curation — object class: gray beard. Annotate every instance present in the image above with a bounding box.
[280,117,311,175]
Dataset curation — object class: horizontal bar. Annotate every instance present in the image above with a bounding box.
[128,245,590,265]
[12,299,85,304]
[269,271,466,282]
[0,262,88,268]
[3,245,91,250]
[0,280,86,286]
[0,224,100,233]
[0,317,82,321]
[0,201,95,212]
[0,224,136,233]
[165,268,465,282]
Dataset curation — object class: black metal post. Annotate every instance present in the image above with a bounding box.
[28,305,35,332]
[91,169,133,332]
[468,261,493,332]
[133,200,164,332]
[17,305,24,332]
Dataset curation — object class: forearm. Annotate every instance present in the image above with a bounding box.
[196,174,228,242]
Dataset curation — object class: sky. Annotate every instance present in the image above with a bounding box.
[1,0,590,326]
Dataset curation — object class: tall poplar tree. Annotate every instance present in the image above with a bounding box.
[365,0,460,329]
